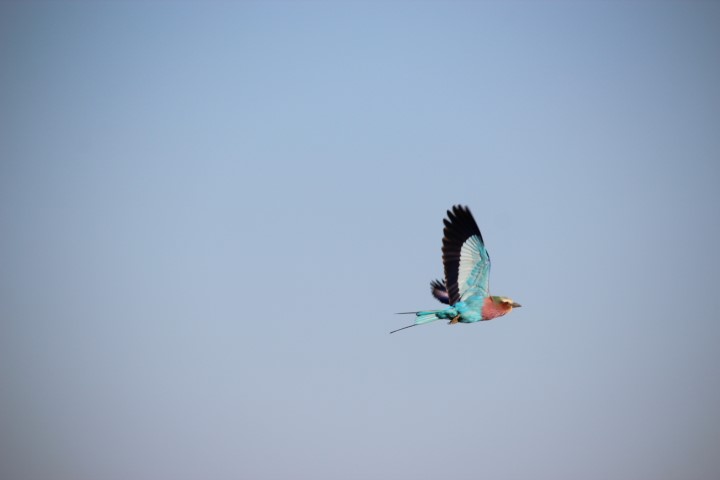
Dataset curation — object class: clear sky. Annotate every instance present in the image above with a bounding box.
[1,2,719,479]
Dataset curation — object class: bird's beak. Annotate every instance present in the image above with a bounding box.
[511,302,522,308]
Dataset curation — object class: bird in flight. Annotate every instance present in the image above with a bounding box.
[391,205,521,333]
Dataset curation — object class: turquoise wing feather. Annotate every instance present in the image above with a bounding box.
[442,206,491,305]
[456,232,491,303]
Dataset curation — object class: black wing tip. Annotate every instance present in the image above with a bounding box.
[448,204,471,215]
[444,205,481,235]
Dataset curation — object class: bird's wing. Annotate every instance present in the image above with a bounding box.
[430,279,450,304]
[442,205,491,305]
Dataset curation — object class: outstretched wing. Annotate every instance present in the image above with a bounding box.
[430,279,450,304]
[442,205,491,305]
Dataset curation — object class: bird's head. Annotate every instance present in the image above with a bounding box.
[491,296,522,311]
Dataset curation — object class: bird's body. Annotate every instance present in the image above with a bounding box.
[392,205,520,333]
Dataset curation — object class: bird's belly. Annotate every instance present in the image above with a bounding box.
[459,311,483,323]
[454,300,483,323]
[436,302,484,323]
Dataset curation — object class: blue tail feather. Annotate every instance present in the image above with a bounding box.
[390,310,441,333]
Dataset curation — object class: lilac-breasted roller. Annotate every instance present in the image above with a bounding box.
[391,205,521,333]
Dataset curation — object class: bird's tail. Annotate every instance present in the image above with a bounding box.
[390,310,441,334]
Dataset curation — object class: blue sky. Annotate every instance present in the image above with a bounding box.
[1,2,719,479]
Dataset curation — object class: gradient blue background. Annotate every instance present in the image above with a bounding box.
[2,2,719,479]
